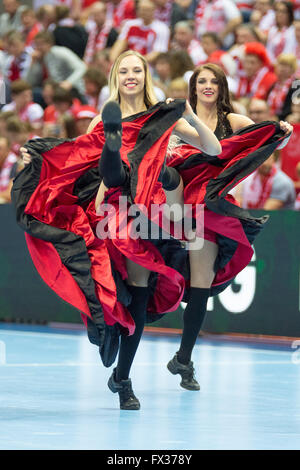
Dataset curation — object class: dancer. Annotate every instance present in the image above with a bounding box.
[15,59,291,405]
[166,63,293,391]
[92,52,222,409]
[17,51,222,410]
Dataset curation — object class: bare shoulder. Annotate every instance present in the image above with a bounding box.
[227,113,254,131]
[87,114,102,134]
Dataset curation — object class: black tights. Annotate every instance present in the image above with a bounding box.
[99,144,180,191]
[177,287,210,365]
[115,285,150,381]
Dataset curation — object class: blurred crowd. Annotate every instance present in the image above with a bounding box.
[0,0,300,210]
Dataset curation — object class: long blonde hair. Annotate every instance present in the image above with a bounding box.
[108,50,158,108]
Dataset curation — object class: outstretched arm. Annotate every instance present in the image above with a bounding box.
[173,101,222,155]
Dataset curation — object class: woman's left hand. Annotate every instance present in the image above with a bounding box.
[279,120,293,136]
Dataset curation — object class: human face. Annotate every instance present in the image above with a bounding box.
[243,54,262,78]
[254,0,271,15]
[274,2,290,27]
[3,0,18,15]
[92,4,107,26]
[174,26,192,48]
[21,12,36,30]
[137,0,155,25]
[14,89,32,109]
[248,99,270,123]
[7,39,24,57]
[118,55,146,101]
[275,62,294,81]
[195,69,219,105]
[235,27,256,45]
[155,58,171,81]
[34,39,51,56]
[201,36,218,56]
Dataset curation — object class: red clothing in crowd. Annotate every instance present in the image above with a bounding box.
[43,98,82,123]
[236,66,277,100]
[24,22,43,47]
[118,18,169,56]
[106,0,136,30]
[0,152,17,192]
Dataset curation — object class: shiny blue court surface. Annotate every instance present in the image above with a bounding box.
[0,323,300,450]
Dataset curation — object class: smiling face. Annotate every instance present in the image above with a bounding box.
[195,69,219,105]
[117,55,146,101]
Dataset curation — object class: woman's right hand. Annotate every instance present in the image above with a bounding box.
[20,147,32,165]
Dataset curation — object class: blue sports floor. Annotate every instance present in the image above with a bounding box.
[0,323,300,450]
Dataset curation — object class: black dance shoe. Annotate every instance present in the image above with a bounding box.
[108,368,141,410]
[167,353,200,391]
[102,101,122,152]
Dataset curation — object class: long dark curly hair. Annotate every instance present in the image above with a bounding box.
[189,63,234,132]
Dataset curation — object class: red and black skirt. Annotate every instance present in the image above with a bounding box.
[11,100,287,361]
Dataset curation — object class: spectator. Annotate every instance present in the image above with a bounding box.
[0,135,17,204]
[201,32,237,77]
[152,52,172,96]
[237,152,296,209]
[167,77,189,99]
[250,0,276,37]
[20,7,43,47]
[152,0,173,26]
[72,104,98,135]
[267,53,299,120]
[247,97,274,122]
[0,111,16,137]
[109,0,170,65]
[105,0,136,32]
[35,4,56,31]
[41,78,58,109]
[91,48,112,78]
[229,24,263,78]
[83,67,108,110]
[84,2,118,65]
[43,86,81,124]
[1,79,44,135]
[52,5,89,59]
[235,42,277,101]
[0,33,12,80]
[234,23,262,44]
[194,0,242,49]
[5,31,33,82]
[172,21,207,66]
[26,31,87,98]
[169,50,194,80]
[152,0,188,28]
[0,0,27,38]
[266,1,295,62]
[6,115,37,155]
[291,19,300,74]
[233,0,255,22]
[286,100,300,121]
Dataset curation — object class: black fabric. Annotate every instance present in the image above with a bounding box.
[160,166,181,191]
[278,83,300,121]
[115,285,150,381]
[53,24,88,58]
[127,100,186,200]
[214,115,233,140]
[98,143,127,188]
[177,287,210,365]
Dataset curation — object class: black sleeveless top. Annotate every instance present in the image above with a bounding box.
[214,114,233,140]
